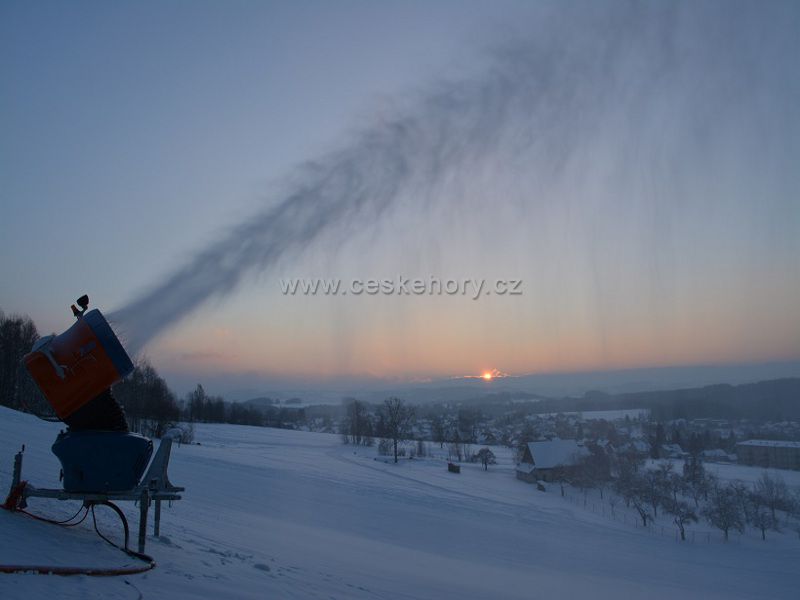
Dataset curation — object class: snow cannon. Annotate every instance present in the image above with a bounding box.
[23,295,134,421]
[7,300,183,548]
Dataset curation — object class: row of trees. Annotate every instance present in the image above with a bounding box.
[430,410,487,463]
[114,361,180,437]
[608,455,799,541]
[0,310,44,414]
[342,398,499,469]
[427,408,487,450]
[341,398,415,463]
[185,384,286,427]
[341,398,375,445]
[138,381,305,432]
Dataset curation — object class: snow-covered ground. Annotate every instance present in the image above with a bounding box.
[646,457,800,488]
[1,406,798,599]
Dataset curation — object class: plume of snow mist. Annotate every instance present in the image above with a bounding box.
[109,1,800,355]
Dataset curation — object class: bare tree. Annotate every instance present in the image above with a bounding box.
[553,468,570,498]
[613,460,638,508]
[476,447,496,471]
[727,480,753,524]
[682,453,705,484]
[431,415,447,448]
[686,471,715,508]
[114,360,180,437]
[457,408,481,444]
[641,467,670,518]
[344,398,368,445]
[448,441,464,462]
[571,458,597,507]
[381,398,414,464]
[615,469,664,527]
[462,442,473,463]
[630,490,652,527]
[704,483,744,542]
[582,444,611,499]
[377,438,392,456]
[748,493,778,541]
[754,472,791,522]
[667,472,688,503]
[187,384,208,423]
[789,490,800,539]
[664,498,697,541]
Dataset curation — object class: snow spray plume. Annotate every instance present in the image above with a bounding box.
[110,1,799,354]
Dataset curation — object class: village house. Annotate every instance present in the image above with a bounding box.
[661,443,687,459]
[516,438,589,483]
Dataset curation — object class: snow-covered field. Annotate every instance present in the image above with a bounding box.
[1,406,798,599]
[646,458,800,488]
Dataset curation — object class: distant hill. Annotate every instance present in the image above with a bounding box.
[517,378,800,422]
[241,397,278,410]
[630,378,800,421]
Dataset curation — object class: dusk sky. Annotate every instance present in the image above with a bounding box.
[2,1,799,396]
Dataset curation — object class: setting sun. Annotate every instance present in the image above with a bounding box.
[482,372,493,381]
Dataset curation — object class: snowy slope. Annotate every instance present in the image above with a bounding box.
[1,406,798,599]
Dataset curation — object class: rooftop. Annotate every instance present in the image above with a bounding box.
[525,439,588,469]
[736,439,800,449]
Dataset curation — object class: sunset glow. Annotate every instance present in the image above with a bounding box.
[1,2,798,398]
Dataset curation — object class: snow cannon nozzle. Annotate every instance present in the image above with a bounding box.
[70,294,89,319]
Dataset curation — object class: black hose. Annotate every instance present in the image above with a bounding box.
[18,504,89,527]
[91,502,156,567]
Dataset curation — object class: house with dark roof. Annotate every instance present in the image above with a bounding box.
[516,438,589,483]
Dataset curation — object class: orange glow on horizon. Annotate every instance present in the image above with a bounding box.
[150,301,800,382]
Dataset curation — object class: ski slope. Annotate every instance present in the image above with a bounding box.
[1,406,798,599]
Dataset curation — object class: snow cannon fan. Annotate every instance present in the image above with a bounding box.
[22,295,153,493]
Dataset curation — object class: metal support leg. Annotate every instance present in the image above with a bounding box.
[8,449,27,509]
[138,488,149,554]
[12,450,22,488]
[154,499,161,537]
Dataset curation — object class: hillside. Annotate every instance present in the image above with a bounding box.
[1,406,798,599]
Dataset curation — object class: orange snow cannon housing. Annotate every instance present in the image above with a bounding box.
[23,302,134,420]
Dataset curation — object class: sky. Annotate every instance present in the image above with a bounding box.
[2,1,799,397]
